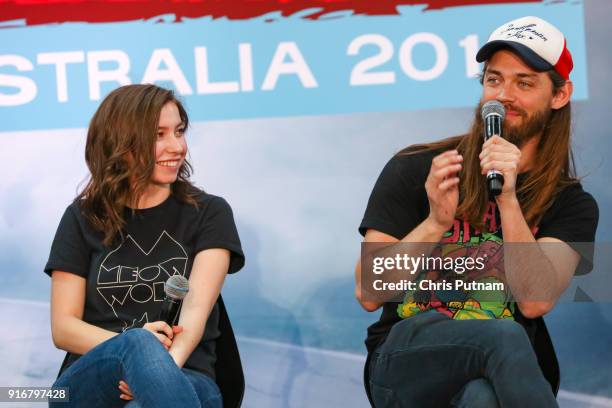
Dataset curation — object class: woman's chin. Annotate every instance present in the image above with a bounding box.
[149,178,177,188]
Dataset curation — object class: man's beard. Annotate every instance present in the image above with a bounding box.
[475,102,552,148]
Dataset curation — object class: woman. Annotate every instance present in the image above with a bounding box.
[45,84,245,407]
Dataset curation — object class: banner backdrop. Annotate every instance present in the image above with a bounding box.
[1,1,611,406]
[1,1,588,130]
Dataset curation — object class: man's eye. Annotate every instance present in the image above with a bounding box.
[518,81,532,88]
[486,77,499,84]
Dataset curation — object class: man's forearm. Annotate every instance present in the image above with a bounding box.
[497,196,560,316]
[356,217,448,310]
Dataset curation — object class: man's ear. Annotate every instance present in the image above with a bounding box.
[551,80,573,110]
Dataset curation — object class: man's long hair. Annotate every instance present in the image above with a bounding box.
[402,70,576,231]
[76,84,199,246]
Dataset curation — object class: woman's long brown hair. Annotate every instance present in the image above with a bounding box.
[402,70,576,231]
[76,84,198,246]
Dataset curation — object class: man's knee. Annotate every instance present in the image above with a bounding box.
[450,378,499,408]
[382,311,448,353]
[472,319,530,350]
[476,319,538,367]
[489,319,531,345]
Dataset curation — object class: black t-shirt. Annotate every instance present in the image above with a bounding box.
[359,149,599,355]
[44,191,245,380]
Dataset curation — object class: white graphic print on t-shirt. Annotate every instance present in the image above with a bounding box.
[96,231,188,330]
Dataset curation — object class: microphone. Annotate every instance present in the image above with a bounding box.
[158,274,189,327]
[481,101,506,197]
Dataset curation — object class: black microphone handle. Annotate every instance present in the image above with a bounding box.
[487,171,504,197]
[159,296,182,327]
[484,113,504,196]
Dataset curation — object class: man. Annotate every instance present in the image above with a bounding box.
[355,16,598,407]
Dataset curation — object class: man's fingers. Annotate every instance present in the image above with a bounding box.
[438,177,460,191]
[483,135,505,147]
[433,163,462,181]
[480,148,519,161]
[430,151,463,185]
[427,149,462,198]
[482,136,520,155]
[481,161,517,175]
[481,159,518,169]
[433,149,459,161]
[433,151,462,169]
[480,150,518,161]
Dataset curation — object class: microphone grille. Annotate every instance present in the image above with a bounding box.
[165,275,189,300]
[481,100,505,119]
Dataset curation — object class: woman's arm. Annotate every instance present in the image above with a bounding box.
[168,248,230,368]
[50,271,118,355]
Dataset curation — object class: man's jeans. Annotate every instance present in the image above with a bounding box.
[369,310,558,408]
[50,328,222,408]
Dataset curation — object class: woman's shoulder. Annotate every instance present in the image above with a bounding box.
[53,199,101,240]
[184,188,235,217]
[64,199,86,220]
[189,188,227,206]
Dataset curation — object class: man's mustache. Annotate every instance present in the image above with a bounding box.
[503,104,527,120]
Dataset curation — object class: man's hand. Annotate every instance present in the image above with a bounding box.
[479,135,521,201]
[425,150,462,231]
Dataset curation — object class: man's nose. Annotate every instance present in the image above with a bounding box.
[496,82,514,103]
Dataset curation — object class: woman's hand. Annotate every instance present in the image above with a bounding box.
[142,321,183,350]
[118,380,133,401]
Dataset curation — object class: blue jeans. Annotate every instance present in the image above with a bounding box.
[369,310,558,408]
[50,328,222,408]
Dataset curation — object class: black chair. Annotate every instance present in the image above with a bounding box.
[214,295,245,408]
